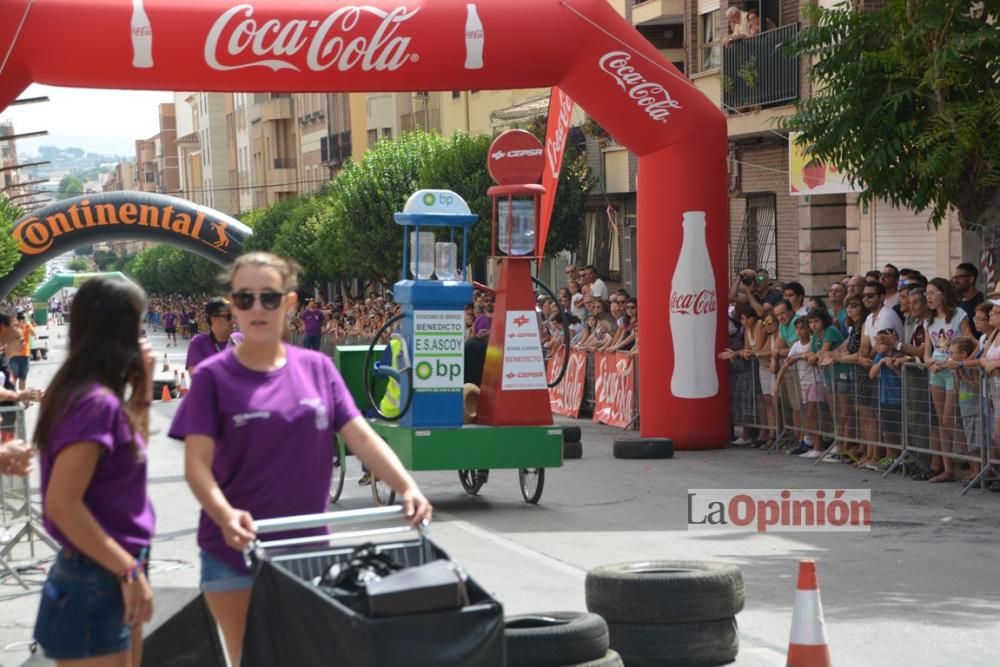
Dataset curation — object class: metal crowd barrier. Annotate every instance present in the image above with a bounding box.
[730,355,996,496]
[0,405,59,588]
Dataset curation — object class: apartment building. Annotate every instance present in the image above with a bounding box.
[102,160,136,192]
[134,137,157,193]
[571,0,973,293]
[0,121,27,201]
[293,92,354,194]
[174,92,234,214]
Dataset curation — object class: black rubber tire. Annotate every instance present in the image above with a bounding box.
[518,468,545,504]
[504,612,609,667]
[607,618,739,667]
[370,475,396,506]
[563,425,582,443]
[563,440,583,459]
[612,437,673,460]
[568,649,624,667]
[586,561,745,624]
[458,469,489,495]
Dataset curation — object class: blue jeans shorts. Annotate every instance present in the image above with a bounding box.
[34,548,148,660]
[200,550,253,593]
[8,356,29,380]
[929,368,955,391]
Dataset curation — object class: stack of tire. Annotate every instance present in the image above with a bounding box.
[563,425,583,460]
[504,612,623,666]
[585,561,744,667]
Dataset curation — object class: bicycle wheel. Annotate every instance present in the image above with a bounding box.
[458,469,489,496]
[371,475,397,506]
[329,437,347,503]
[518,468,545,504]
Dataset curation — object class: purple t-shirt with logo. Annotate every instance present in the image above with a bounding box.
[168,345,361,574]
[39,385,156,555]
[301,308,325,336]
[162,312,176,329]
[186,331,245,372]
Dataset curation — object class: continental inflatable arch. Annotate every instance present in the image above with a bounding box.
[0,0,729,448]
[0,191,252,296]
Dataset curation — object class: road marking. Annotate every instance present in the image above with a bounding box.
[437,511,587,581]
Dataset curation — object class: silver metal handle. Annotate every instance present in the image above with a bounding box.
[253,506,406,535]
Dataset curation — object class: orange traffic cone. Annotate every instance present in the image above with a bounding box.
[160,384,172,402]
[786,560,831,667]
[179,372,189,397]
[162,353,169,372]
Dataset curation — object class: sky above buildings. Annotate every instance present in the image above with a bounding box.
[0,84,173,158]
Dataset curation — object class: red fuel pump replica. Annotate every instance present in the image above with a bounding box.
[359,131,570,505]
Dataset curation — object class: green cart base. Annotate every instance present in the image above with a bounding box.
[366,421,564,505]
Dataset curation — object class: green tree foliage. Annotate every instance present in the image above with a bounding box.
[93,249,118,271]
[7,266,46,299]
[782,0,999,228]
[58,175,84,199]
[73,244,93,256]
[123,246,222,295]
[66,257,89,272]
[314,131,447,282]
[0,197,25,280]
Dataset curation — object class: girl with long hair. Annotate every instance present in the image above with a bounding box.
[821,296,870,463]
[32,277,157,666]
[170,252,431,666]
[923,277,972,482]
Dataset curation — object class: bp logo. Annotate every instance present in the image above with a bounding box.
[415,361,434,380]
[422,193,436,206]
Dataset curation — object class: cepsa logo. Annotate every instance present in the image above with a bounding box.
[12,200,229,255]
[204,5,420,73]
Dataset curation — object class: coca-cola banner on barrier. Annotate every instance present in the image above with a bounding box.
[592,351,635,429]
[547,348,587,418]
[0,0,730,448]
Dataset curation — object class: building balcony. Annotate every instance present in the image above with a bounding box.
[631,0,682,25]
[267,158,297,187]
[722,24,800,113]
[260,96,293,123]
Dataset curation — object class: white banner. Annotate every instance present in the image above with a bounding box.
[412,310,465,392]
[501,310,548,391]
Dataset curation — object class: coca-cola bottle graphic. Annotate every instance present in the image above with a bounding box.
[464,4,484,69]
[669,211,719,398]
[131,0,153,69]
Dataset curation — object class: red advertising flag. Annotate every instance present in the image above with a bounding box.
[592,351,636,428]
[536,87,574,256]
[547,348,587,417]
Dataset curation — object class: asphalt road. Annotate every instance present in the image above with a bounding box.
[0,321,997,666]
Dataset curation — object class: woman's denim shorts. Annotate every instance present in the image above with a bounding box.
[200,550,253,593]
[33,548,147,660]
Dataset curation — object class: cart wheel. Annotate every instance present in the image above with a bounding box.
[518,468,545,504]
[458,469,490,496]
[371,475,397,506]
[329,437,347,503]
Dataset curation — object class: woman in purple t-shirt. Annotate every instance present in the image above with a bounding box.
[32,277,157,664]
[170,252,432,666]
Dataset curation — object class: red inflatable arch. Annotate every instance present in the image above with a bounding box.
[0,0,729,449]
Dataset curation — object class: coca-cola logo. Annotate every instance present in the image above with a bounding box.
[670,289,717,316]
[598,51,682,124]
[546,90,573,179]
[204,5,419,73]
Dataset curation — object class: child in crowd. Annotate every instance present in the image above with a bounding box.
[776,317,817,455]
[869,329,902,471]
[950,336,983,483]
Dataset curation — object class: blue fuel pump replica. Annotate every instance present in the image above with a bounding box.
[363,190,477,428]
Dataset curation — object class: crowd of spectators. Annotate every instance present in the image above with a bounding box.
[722,262,1000,491]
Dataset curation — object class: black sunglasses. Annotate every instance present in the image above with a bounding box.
[862,293,877,299]
[230,290,285,311]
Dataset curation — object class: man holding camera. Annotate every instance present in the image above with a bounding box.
[729,268,783,317]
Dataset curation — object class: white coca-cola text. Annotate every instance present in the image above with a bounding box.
[670,289,717,316]
[546,90,573,178]
[598,51,682,124]
[204,4,419,73]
